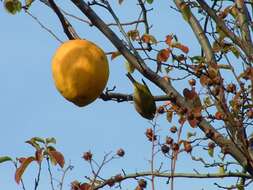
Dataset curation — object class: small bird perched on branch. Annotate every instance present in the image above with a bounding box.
[126,73,156,120]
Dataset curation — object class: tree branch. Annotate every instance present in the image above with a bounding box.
[47,0,80,40]
[100,93,173,102]
[94,171,253,189]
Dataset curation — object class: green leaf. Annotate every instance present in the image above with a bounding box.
[25,0,33,8]
[0,156,12,164]
[15,0,22,12]
[237,184,245,190]
[186,132,196,139]
[208,148,214,157]
[3,0,22,15]
[190,56,205,63]
[46,137,56,144]
[25,139,40,150]
[229,45,240,58]
[32,137,45,143]
[146,0,153,4]
[218,165,225,174]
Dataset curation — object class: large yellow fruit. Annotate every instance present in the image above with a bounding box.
[52,39,109,107]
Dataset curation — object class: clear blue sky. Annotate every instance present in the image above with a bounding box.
[0,1,250,190]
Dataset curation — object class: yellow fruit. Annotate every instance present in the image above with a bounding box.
[52,39,109,107]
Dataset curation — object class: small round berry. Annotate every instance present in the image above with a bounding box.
[188,79,196,86]
[82,151,92,161]
[161,144,170,154]
[116,148,125,157]
[138,179,147,188]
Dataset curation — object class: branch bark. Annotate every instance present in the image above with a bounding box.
[94,171,253,189]
[47,0,80,40]
[100,93,173,102]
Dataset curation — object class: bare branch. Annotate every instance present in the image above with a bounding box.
[25,10,63,43]
[100,92,173,102]
[47,0,80,40]
[94,171,253,189]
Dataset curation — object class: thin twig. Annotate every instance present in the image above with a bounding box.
[59,164,73,190]
[25,10,63,43]
[34,163,42,190]
[46,157,55,190]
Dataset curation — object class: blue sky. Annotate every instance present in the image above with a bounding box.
[0,1,250,190]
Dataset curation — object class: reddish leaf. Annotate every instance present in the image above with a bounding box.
[15,157,35,184]
[46,145,56,151]
[183,88,197,100]
[141,34,157,44]
[80,183,91,190]
[192,107,202,118]
[188,118,198,128]
[215,111,224,120]
[200,75,211,86]
[35,148,44,164]
[207,66,218,79]
[172,42,189,54]
[48,150,65,168]
[71,180,81,190]
[157,49,170,62]
[165,35,173,46]
[17,157,26,164]
[111,51,121,60]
